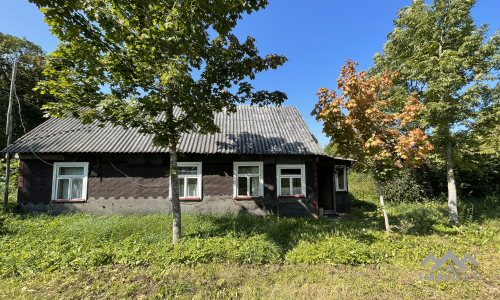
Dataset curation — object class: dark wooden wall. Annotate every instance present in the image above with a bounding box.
[18,154,317,206]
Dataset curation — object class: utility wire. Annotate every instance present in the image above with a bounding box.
[13,84,54,166]
[104,154,170,187]
[19,98,43,110]
[8,61,166,186]
[1,90,44,110]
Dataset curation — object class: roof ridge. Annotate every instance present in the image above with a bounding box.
[3,105,324,155]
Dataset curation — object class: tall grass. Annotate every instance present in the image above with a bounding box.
[348,171,377,200]
[0,168,498,278]
[0,192,499,278]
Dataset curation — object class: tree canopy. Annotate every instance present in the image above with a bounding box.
[30,0,288,243]
[0,32,55,149]
[31,0,288,145]
[312,60,433,234]
[312,60,433,183]
[369,0,500,225]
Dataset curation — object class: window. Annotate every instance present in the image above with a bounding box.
[336,165,347,192]
[233,162,263,199]
[170,162,202,200]
[52,162,89,202]
[277,164,306,197]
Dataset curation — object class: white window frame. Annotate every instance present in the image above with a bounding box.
[51,162,89,201]
[233,161,264,198]
[276,164,306,197]
[335,165,347,192]
[169,162,202,200]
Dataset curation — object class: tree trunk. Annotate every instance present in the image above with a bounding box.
[170,144,181,244]
[377,182,390,234]
[438,20,458,226]
[445,140,458,226]
[167,96,181,244]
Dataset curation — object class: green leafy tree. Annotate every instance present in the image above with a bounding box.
[0,32,54,149]
[30,0,288,243]
[370,0,500,226]
[474,101,500,156]
[312,60,433,234]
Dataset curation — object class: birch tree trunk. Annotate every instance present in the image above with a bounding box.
[438,22,458,226]
[377,182,390,234]
[445,140,459,226]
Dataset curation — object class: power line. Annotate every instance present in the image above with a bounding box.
[6,60,166,188]
[14,84,54,166]
[1,90,44,110]
[19,98,43,110]
[104,154,170,187]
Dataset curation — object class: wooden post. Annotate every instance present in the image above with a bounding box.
[4,61,17,208]
[377,182,390,234]
[312,157,319,217]
[333,160,337,213]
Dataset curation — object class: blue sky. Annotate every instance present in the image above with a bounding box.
[1,0,499,147]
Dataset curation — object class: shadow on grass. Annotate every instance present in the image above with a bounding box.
[3,193,499,262]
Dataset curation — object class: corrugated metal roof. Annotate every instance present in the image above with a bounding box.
[3,105,325,155]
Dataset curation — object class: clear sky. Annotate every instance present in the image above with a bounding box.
[1,0,499,148]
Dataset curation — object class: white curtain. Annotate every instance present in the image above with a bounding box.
[59,167,84,175]
[71,178,83,199]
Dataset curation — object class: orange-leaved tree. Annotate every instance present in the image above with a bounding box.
[312,60,434,234]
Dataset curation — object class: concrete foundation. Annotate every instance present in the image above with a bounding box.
[19,194,313,217]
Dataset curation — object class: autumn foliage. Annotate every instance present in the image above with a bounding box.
[312,60,434,181]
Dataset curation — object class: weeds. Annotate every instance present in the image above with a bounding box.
[0,186,499,299]
[0,194,499,279]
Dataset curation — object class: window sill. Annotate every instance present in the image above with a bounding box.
[234,196,263,200]
[52,199,86,203]
[170,198,202,201]
[278,195,305,198]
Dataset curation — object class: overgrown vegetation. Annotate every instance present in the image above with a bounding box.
[0,183,499,298]
[0,32,56,150]
[0,159,18,210]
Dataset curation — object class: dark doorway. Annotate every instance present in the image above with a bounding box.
[318,167,334,210]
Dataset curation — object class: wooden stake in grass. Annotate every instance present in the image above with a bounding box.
[312,60,434,234]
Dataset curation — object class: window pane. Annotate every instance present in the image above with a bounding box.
[280,168,301,175]
[238,177,248,196]
[59,167,84,175]
[71,178,83,199]
[292,178,302,195]
[57,179,70,199]
[178,167,197,175]
[238,166,259,175]
[280,178,290,195]
[250,177,259,196]
[187,178,198,197]
[178,178,185,198]
[338,168,345,190]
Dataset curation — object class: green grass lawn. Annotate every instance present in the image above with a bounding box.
[0,194,499,299]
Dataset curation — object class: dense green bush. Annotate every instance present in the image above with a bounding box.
[0,159,19,209]
[384,155,500,201]
[381,166,434,202]
[347,151,500,202]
